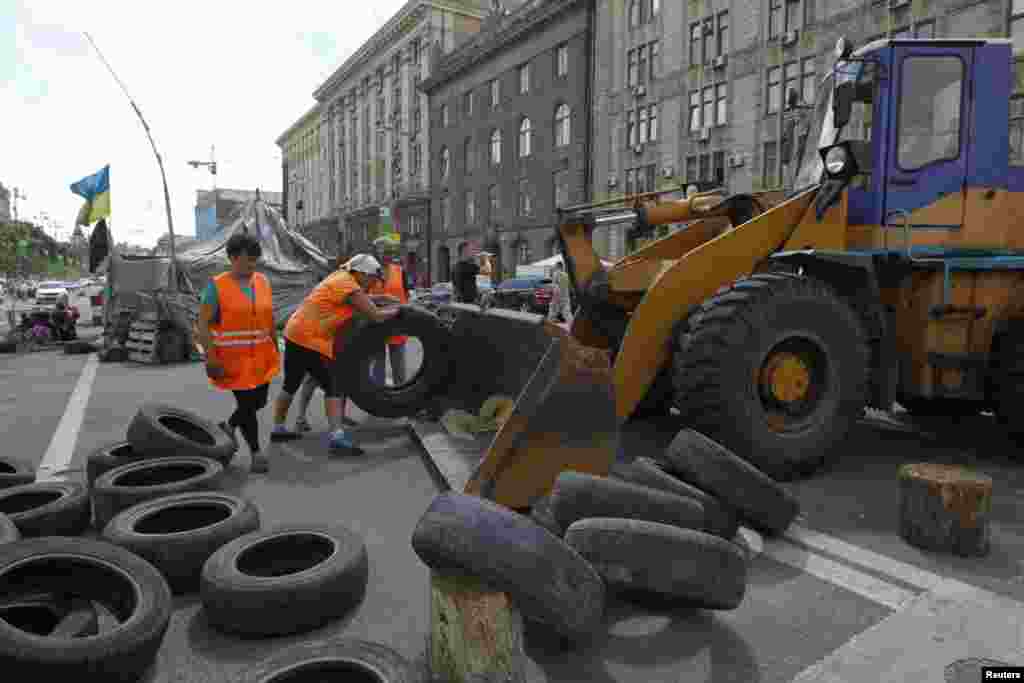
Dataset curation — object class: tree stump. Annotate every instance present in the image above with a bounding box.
[898,463,992,557]
[429,570,527,683]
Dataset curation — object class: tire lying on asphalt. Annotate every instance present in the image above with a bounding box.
[549,470,707,536]
[0,594,98,638]
[0,341,16,354]
[0,482,91,537]
[240,638,418,683]
[334,306,453,419]
[201,524,369,638]
[660,429,800,536]
[0,456,35,489]
[103,492,260,594]
[0,536,172,681]
[91,456,226,531]
[610,457,739,539]
[126,403,236,465]
[565,518,748,610]
[63,341,96,355]
[411,491,606,643]
[86,441,154,488]
[0,512,18,544]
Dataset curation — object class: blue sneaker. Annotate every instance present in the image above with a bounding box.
[327,430,364,456]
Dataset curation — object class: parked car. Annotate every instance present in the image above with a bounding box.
[417,282,455,311]
[35,280,69,306]
[489,277,554,314]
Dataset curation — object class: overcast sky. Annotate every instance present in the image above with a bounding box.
[1,0,406,248]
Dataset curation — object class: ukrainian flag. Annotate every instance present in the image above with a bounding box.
[70,165,111,225]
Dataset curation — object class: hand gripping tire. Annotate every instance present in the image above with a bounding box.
[0,512,18,544]
[239,638,419,683]
[126,403,237,465]
[86,441,155,488]
[565,518,748,610]
[411,492,606,643]
[0,481,91,537]
[0,537,172,681]
[200,524,369,638]
[102,492,260,594]
[0,456,35,489]
[334,306,453,419]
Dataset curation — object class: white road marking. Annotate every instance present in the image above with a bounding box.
[764,538,919,611]
[36,353,99,482]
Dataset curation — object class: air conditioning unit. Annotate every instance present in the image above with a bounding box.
[729,153,745,168]
[633,143,645,154]
[714,55,728,69]
[662,165,674,178]
[782,30,798,46]
[634,85,647,98]
[699,127,711,141]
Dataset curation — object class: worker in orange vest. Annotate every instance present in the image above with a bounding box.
[196,232,281,473]
[270,253,400,458]
[369,237,409,386]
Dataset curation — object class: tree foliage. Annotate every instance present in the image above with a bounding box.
[1,220,62,275]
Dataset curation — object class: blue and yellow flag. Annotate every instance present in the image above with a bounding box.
[71,165,111,225]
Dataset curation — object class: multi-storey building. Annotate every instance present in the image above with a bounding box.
[592,0,1011,259]
[419,0,593,283]
[276,104,330,250]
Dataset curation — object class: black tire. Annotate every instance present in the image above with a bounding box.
[411,492,605,643]
[0,456,34,489]
[0,512,18,544]
[661,429,799,536]
[564,518,748,610]
[0,482,91,537]
[102,492,260,594]
[91,456,226,531]
[610,458,739,539]
[673,273,869,479]
[529,494,563,537]
[335,306,453,418]
[239,638,418,683]
[0,536,172,681]
[549,470,707,535]
[126,402,236,465]
[85,441,155,489]
[0,594,99,637]
[0,341,16,354]
[63,341,95,355]
[201,524,369,638]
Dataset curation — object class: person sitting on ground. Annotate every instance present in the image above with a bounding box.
[51,295,79,341]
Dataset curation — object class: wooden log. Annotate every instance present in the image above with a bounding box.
[898,463,992,557]
[429,570,527,683]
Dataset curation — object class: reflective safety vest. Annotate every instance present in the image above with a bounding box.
[208,272,280,391]
[284,269,361,359]
[372,263,408,346]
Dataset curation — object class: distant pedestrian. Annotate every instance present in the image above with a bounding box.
[196,232,280,473]
[547,261,573,325]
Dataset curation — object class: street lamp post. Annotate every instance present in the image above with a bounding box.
[187,146,218,238]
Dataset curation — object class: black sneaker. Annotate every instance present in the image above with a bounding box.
[270,427,302,443]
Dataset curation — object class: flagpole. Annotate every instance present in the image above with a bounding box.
[84,32,177,292]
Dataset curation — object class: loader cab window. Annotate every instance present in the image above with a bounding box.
[896,56,963,170]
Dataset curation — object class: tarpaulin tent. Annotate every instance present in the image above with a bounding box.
[176,198,333,327]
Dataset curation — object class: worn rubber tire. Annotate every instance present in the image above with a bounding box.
[672,273,869,479]
[335,306,453,418]
[661,429,799,536]
[549,471,708,535]
[411,491,605,643]
[91,456,226,531]
[529,494,563,537]
[86,441,156,489]
[0,536,172,681]
[201,524,369,638]
[0,482,91,537]
[126,402,236,465]
[0,594,99,637]
[0,456,34,489]
[0,512,18,544]
[565,518,748,610]
[63,341,96,355]
[103,492,260,594]
[240,638,419,683]
[610,457,739,538]
[0,341,16,353]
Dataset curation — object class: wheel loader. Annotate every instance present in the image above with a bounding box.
[392,36,1024,511]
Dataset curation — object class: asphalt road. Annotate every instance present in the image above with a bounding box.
[0,345,1021,682]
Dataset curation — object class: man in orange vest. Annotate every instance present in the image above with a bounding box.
[369,237,409,386]
[270,253,400,457]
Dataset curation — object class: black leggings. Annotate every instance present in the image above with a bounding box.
[229,383,270,453]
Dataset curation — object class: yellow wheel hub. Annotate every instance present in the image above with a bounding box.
[761,352,811,404]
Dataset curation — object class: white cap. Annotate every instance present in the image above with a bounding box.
[346,253,383,276]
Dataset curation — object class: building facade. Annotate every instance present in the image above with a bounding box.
[276,104,333,251]
[420,0,594,283]
[592,0,1010,259]
[0,183,10,223]
[194,189,284,242]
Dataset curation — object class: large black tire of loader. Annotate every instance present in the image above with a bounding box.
[334,305,453,419]
[993,319,1024,442]
[899,397,980,417]
[672,272,869,480]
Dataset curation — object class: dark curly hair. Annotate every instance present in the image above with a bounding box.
[226,232,262,259]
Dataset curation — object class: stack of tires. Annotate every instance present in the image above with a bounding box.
[410,428,800,648]
[0,402,408,682]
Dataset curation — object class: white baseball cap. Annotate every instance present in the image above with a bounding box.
[346,253,383,276]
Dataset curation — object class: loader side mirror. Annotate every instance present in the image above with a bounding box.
[833,82,854,129]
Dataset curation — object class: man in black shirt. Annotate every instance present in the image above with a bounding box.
[453,257,480,304]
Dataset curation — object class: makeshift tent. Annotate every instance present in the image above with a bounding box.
[516,253,614,277]
[176,198,334,327]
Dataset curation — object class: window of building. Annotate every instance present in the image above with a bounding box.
[804,0,815,26]
[377,68,384,93]
[649,41,660,79]
[769,0,783,39]
[555,104,571,147]
[557,44,569,77]
[689,91,701,132]
[519,63,530,94]
[638,107,649,144]
[651,0,660,17]
[638,44,648,83]
[625,168,636,195]
[628,48,638,87]
[490,129,502,164]
[713,151,725,184]
[627,110,637,147]
[412,104,422,132]
[518,241,531,263]
[441,195,451,231]
[441,104,449,127]
[785,0,800,32]
[411,143,421,176]
[716,83,728,125]
[519,118,533,157]
[897,56,963,170]
[465,190,476,225]
[629,0,640,28]
[685,155,697,180]
[702,86,714,129]
[465,91,474,117]
[411,38,420,66]
[717,12,729,56]
[491,79,500,107]
[489,184,500,214]
[647,104,658,140]
[763,141,778,187]
[464,137,474,173]
[703,18,714,64]
[440,147,450,180]
[518,178,533,215]
[689,23,701,65]
[554,169,569,208]
[376,131,385,155]
[767,66,781,114]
